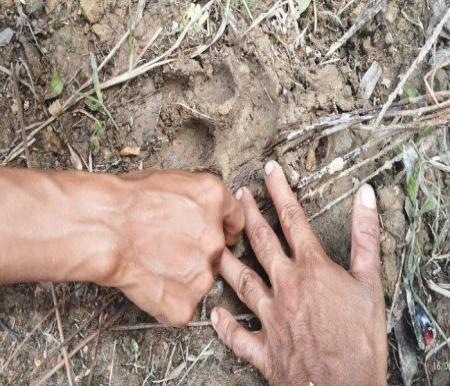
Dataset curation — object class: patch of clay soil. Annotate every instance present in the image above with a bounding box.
[0,1,449,385]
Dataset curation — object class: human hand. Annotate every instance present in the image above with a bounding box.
[210,161,387,385]
[100,170,244,326]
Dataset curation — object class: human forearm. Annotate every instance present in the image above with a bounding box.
[0,167,244,326]
[0,167,122,284]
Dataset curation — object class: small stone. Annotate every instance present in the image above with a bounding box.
[385,32,394,46]
[92,23,112,42]
[80,0,105,23]
[0,27,14,47]
[384,2,398,24]
[47,0,61,13]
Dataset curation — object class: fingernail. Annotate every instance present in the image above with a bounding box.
[359,184,376,209]
[210,309,219,326]
[235,188,243,200]
[264,160,277,176]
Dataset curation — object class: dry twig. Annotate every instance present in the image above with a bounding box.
[50,284,74,386]
[372,8,450,130]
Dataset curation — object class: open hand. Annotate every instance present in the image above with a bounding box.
[211,161,388,385]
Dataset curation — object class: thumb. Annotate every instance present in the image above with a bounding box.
[350,184,381,280]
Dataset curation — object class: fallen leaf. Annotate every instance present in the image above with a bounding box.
[120,146,140,156]
[67,144,83,171]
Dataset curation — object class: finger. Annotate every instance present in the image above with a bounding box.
[219,248,270,315]
[211,307,265,370]
[223,188,245,246]
[263,160,323,259]
[237,187,285,275]
[350,184,381,281]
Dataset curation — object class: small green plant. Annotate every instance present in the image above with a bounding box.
[50,72,64,96]
[81,53,119,132]
[402,82,419,100]
[181,3,209,32]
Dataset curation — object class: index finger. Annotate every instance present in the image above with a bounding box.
[223,188,245,245]
[263,161,325,261]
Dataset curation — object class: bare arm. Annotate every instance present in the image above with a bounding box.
[0,167,244,326]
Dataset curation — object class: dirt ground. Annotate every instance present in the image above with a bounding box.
[0,0,449,385]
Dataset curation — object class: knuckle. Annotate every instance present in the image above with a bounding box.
[199,272,214,294]
[355,216,380,253]
[250,223,273,246]
[175,305,195,326]
[237,267,257,301]
[280,202,302,227]
[299,241,326,267]
[206,235,226,258]
[223,318,238,348]
[199,174,225,204]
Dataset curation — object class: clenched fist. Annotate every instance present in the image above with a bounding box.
[211,161,388,385]
[0,168,244,327]
[104,170,244,326]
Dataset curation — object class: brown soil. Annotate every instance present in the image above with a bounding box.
[0,1,449,385]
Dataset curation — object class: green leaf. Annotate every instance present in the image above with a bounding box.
[405,197,415,219]
[92,120,105,137]
[90,53,103,104]
[90,135,100,155]
[296,0,312,16]
[394,144,403,156]
[407,173,419,203]
[83,94,102,111]
[50,72,64,96]
[403,82,419,99]
[419,196,437,215]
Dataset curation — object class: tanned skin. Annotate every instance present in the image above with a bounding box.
[211,161,388,386]
[0,163,387,384]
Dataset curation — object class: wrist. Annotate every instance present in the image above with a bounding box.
[51,171,126,284]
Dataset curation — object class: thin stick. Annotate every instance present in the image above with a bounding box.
[108,339,117,386]
[326,0,387,57]
[176,339,214,386]
[300,132,412,200]
[35,311,123,385]
[372,8,450,130]
[386,250,407,332]
[111,313,255,331]
[50,284,74,386]
[338,0,359,15]
[10,64,30,167]
[163,344,176,386]
[426,336,450,361]
[86,313,104,386]
[1,308,54,373]
[244,1,287,36]
[308,154,402,221]
[313,0,318,33]
[135,27,163,65]
[47,293,118,358]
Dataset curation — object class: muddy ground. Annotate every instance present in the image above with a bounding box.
[0,0,449,385]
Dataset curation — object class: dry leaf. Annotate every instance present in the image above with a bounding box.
[305,147,317,172]
[48,99,62,117]
[119,146,140,156]
[67,144,83,171]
